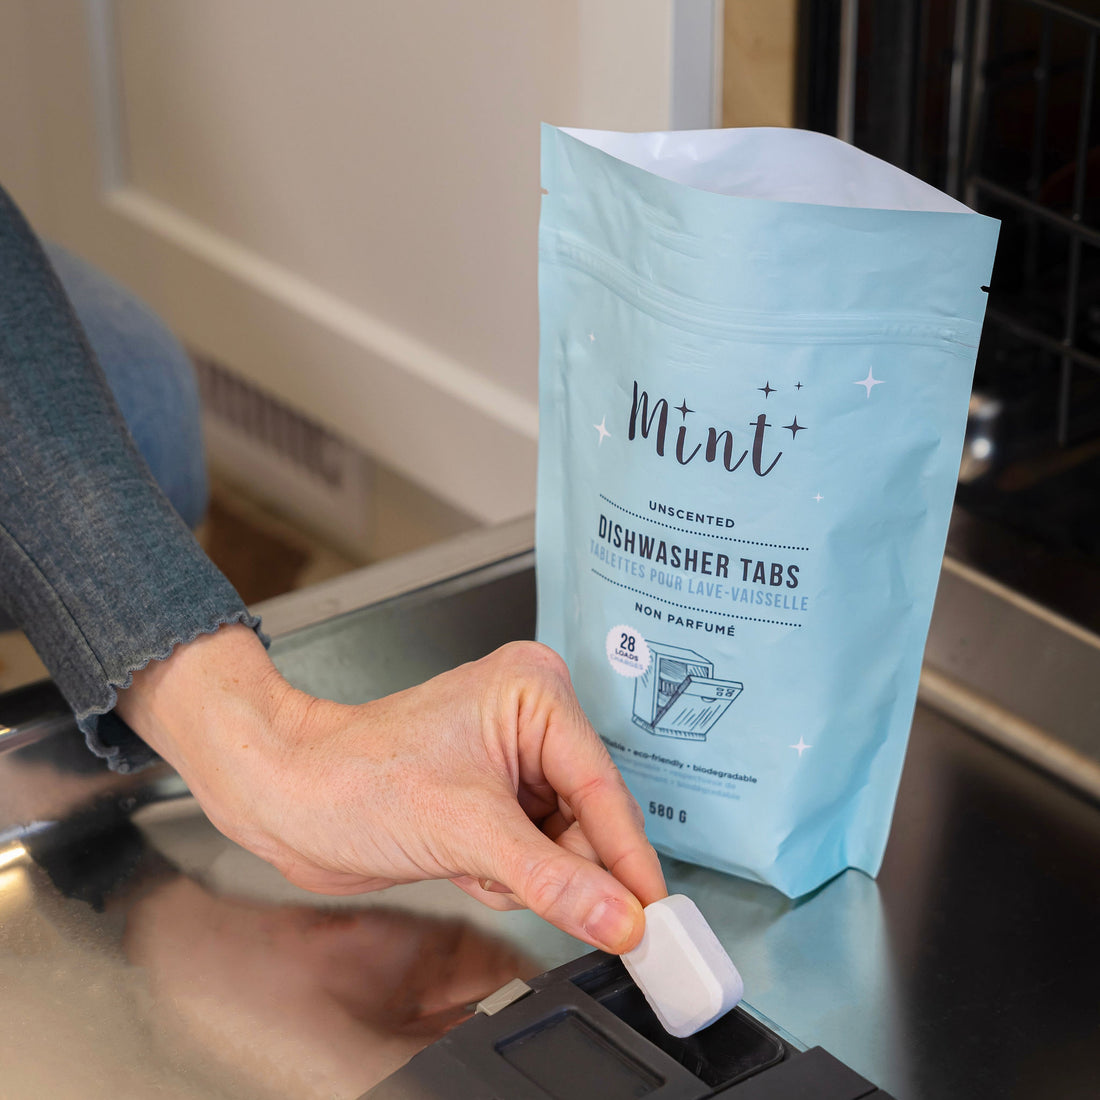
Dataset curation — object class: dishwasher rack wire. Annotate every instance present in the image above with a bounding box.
[807,0,1100,451]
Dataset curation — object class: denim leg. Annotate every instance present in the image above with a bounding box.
[41,243,209,530]
[0,244,210,635]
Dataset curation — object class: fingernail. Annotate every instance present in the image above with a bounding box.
[584,897,639,953]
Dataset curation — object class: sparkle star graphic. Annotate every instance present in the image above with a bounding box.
[759,381,775,398]
[854,368,885,397]
[791,737,812,757]
[676,399,693,419]
[813,493,824,503]
[593,417,611,445]
[783,417,806,438]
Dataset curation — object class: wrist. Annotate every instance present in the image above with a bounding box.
[114,623,306,842]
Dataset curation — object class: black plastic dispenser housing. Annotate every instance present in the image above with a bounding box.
[360,951,896,1099]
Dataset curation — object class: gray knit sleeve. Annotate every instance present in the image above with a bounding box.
[0,183,265,772]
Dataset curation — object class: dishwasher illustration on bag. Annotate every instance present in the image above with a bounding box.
[631,641,743,741]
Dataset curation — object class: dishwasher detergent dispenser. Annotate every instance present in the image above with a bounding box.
[360,951,896,1099]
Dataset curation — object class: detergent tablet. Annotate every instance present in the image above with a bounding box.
[622,894,744,1038]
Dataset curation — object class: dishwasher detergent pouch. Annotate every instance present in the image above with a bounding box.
[536,126,999,897]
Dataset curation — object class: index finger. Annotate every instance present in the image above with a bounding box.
[541,698,668,906]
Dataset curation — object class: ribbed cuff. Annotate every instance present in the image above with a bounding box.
[75,608,270,774]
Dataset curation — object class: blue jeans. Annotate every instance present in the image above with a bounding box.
[0,244,208,633]
[41,242,208,530]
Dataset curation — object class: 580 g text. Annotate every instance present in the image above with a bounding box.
[649,802,687,824]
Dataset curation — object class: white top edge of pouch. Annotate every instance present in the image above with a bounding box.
[560,125,971,214]
[621,894,744,1038]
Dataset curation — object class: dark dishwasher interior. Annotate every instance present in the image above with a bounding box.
[571,957,786,1090]
[801,0,1100,634]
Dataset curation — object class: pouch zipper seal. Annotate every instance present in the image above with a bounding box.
[541,228,984,353]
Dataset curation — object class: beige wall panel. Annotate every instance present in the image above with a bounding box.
[111,0,674,406]
[115,2,564,404]
[0,1,687,522]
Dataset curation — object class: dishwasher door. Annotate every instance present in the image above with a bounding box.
[2,518,1099,1099]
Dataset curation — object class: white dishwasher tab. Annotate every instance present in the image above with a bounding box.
[621,894,744,1038]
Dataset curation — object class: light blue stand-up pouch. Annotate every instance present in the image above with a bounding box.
[536,125,999,898]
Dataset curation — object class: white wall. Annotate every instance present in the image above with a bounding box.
[0,1,718,523]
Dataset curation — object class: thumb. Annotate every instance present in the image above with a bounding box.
[492,811,646,953]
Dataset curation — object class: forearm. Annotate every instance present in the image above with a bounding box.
[0,183,262,770]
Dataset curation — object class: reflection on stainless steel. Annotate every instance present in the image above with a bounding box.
[121,873,536,1097]
[919,664,1100,804]
[0,678,87,754]
[2,518,1100,1097]
[0,842,27,870]
[924,555,1100,784]
[256,515,536,639]
[958,391,1002,484]
[0,781,543,1099]
[666,701,1100,1099]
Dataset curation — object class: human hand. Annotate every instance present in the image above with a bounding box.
[116,626,666,952]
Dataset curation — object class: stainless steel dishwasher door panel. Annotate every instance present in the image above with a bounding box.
[0,792,581,1100]
[663,703,1100,1100]
[7,699,1098,1099]
[4,543,1100,1098]
[270,555,537,703]
[0,553,569,1100]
